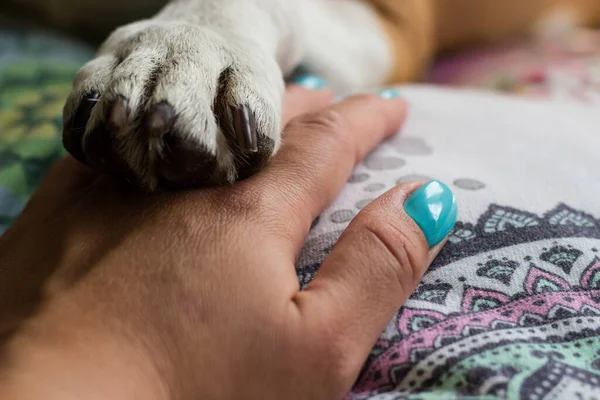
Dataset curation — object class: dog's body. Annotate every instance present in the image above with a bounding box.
[5,0,600,190]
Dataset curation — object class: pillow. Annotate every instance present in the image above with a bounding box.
[297,86,600,399]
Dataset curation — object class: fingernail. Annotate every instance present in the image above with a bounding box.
[292,74,327,90]
[232,105,258,152]
[378,88,401,99]
[404,180,457,247]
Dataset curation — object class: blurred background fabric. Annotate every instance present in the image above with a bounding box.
[0,26,92,234]
[428,28,600,103]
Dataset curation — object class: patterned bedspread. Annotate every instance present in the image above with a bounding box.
[0,28,92,233]
[1,26,600,399]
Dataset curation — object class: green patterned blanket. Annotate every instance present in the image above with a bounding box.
[0,28,93,234]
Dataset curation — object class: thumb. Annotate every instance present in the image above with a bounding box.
[295,180,457,375]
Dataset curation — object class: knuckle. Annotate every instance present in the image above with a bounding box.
[357,213,426,295]
[216,182,267,217]
[212,181,284,229]
[290,109,353,152]
[294,108,346,132]
[353,93,382,107]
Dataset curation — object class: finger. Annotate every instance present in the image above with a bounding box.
[281,84,333,125]
[294,180,457,376]
[257,92,407,244]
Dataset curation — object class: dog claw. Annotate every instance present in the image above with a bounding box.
[233,105,258,153]
[73,92,100,132]
[64,91,101,165]
[148,103,175,138]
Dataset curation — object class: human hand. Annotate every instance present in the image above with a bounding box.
[0,85,457,399]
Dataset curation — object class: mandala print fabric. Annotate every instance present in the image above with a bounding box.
[351,204,600,399]
[296,88,600,399]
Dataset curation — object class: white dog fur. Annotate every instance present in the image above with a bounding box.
[61,0,393,190]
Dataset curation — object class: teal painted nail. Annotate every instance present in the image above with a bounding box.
[378,88,401,99]
[292,74,327,90]
[404,180,457,247]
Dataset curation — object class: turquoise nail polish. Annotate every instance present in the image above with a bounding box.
[404,180,457,247]
[378,88,401,99]
[292,74,327,90]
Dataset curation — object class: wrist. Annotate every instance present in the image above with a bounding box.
[0,304,169,400]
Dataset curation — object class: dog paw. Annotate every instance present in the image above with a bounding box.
[62,20,284,190]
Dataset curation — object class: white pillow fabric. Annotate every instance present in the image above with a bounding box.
[297,86,600,399]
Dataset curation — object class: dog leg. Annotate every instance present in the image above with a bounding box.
[62,0,424,190]
[296,0,435,91]
[62,0,309,191]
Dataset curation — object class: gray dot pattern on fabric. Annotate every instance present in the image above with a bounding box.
[348,173,370,183]
[454,178,486,190]
[356,199,374,210]
[364,156,406,171]
[364,183,386,192]
[392,137,433,155]
[397,174,433,184]
[330,209,356,223]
